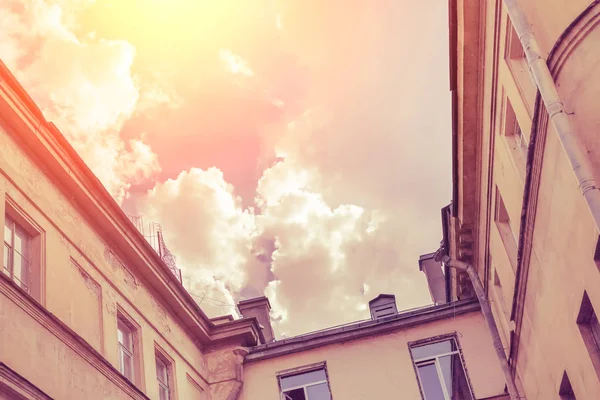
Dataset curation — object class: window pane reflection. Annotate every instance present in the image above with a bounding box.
[306,383,331,400]
[417,363,446,400]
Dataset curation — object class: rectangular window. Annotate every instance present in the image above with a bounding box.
[495,188,518,272]
[156,355,171,400]
[118,318,135,381]
[505,20,536,111]
[410,337,474,400]
[577,291,600,379]
[559,371,576,400]
[503,97,528,171]
[278,365,332,400]
[3,214,31,292]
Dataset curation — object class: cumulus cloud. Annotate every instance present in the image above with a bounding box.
[4,0,451,338]
[136,157,431,336]
[0,0,170,202]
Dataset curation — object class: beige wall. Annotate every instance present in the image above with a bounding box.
[240,311,506,400]
[0,114,210,397]
[459,0,600,398]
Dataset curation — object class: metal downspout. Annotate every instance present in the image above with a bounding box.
[435,252,520,400]
[503,0,600,232]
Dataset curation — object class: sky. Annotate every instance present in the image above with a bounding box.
[1,0,452,337]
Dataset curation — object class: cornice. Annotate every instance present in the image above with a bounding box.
[245,300,480,363]
[0,61,262,347]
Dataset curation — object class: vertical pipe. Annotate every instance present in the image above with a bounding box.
[440,255,520,399]
[502,0,600,232]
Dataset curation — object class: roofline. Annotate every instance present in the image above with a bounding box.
[245,300,480,363]
[418,251,436,271]
[0,61,261,347]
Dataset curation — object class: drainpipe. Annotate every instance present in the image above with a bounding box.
[226,347,249,400]
[503,0,600,232]
[434,251,520,400]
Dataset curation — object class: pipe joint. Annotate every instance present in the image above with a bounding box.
[579,179,597,195]
[546,100,564,118]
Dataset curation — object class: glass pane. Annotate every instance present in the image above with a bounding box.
[411,340,454,361]
[306,382,331,400]
[282,388,306,400]
[439,354,473,400]
[121,350,134,380]
[12,252,29,289]
[280,369,327,390]
[417,363,446,400]
[4,216,13,243]
[118,321,132,350]
[3,243,10,271]
[13,225,29,258]
[156,357,169,383]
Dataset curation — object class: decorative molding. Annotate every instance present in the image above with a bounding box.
[0,363,52,400]
[0,278,149,399]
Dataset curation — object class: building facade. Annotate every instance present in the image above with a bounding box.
[0,61,263,399]
[240,296,508,400]
[448,0,600,398]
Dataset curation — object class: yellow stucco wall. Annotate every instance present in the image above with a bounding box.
[240,311,506,400]
[0,113,209,397]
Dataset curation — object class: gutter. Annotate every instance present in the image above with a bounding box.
[225,347,249,400]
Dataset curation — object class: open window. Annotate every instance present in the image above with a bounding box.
[410,336,474,400]
[278,363,332,400]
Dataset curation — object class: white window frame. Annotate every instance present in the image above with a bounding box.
[117,318,135,381]
[156,356,170,400]
[3,214,31,292]
[411,337,474,400]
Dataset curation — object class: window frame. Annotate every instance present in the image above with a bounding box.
[1,197,45,303]
[408,333,475,400]
[576,291,600,380]
[276,361,333,400]
[155,343,176,400]
[494,187,518,272]
[116,306,144,388]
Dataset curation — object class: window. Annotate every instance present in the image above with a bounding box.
[495,188,518,272]
[505,20,536,110]
[3,214,31,292]
[503,97,528,171]
[410,337,474,400]
[577,291,600,378]
[156,355,171,400]
[559,371,576,400]
[117,317,135,381]
[278,365,332,400]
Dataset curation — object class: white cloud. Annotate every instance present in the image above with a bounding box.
[0,0,171,203]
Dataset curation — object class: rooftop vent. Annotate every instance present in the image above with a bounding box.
[368,294,398,320]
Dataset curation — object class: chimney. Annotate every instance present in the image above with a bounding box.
[368,294,398,320]
[419,252,448,305]
[237,296,275,344]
